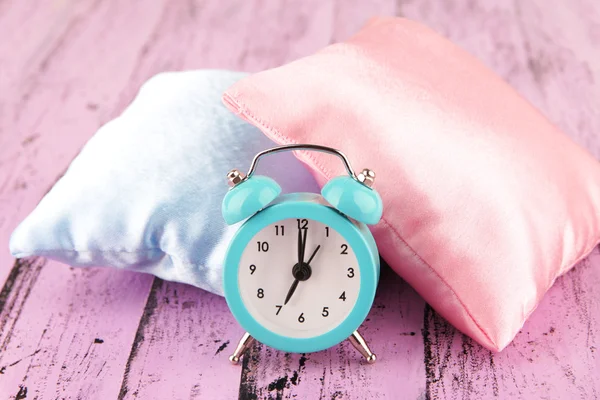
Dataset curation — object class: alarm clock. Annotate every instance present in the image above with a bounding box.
[221,144,383,364]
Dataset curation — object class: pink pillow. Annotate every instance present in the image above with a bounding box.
[223,17,600,351]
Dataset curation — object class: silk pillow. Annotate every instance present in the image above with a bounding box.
[222,18,600,351]
[9,70,319,295]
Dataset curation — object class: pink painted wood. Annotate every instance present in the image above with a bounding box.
[0,0,599,399]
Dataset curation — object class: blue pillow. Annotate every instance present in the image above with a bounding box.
[9,70,319,295]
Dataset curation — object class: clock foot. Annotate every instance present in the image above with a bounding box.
[229,332,255,364]
[348,330,376,364]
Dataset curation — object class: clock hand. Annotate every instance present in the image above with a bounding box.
[305,245,320,266]
[288,227,307,306]
[284,278,300,305]
[284,244,321,306]
[297,227,303,266]
[300,226,307,264]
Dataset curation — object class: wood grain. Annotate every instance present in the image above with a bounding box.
[118,279,244,400]
[0,0,599,399]
[0,263,154,399]
[422,249,600,400]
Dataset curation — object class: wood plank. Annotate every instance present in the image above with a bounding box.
[331,0,397,42]
[118,280,245,400]
[423,249,600,399]
[0,258,46,354]
[0,262,154,399]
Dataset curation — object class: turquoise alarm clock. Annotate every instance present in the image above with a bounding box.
[221,144,383,364]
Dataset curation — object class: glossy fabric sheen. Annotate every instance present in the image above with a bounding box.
[223,17,600,351]
[9,70,319,295]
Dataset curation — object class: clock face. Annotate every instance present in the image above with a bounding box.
[238,218,361,339]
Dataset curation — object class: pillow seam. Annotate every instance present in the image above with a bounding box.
[224,91,500,350]
[13,248,163,258]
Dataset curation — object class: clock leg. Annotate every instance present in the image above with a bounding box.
[229,332,255,364]
[348,330,377,364]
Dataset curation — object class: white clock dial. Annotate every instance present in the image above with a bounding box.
[238,218,361,339]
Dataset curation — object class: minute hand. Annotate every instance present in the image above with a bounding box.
[297,228,304,266]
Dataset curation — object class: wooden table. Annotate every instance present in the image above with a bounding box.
[1,1,599,399]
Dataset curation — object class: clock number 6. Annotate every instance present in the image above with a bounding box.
[298,313,305,323]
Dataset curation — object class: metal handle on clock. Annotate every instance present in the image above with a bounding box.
[246,144,357,179]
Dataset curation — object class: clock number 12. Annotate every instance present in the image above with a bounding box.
[297,219,308,229]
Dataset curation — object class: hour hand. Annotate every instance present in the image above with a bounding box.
[284,279,300,305]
